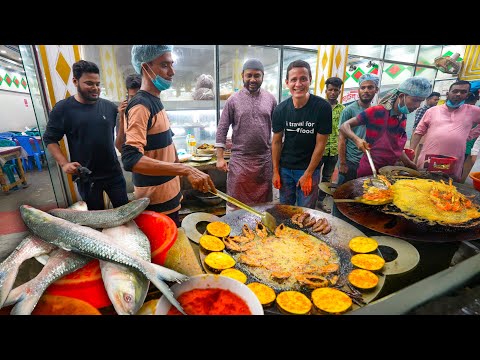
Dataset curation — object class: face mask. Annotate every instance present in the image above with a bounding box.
[446,99,465,109]
[144,63,172,91]
[398,94,411,114]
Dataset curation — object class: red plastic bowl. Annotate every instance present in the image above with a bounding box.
[45,259,112,309]
[469,172,480,191]
[134,211,178,266]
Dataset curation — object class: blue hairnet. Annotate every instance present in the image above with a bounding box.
[398,77,432,98]
[131,45,174,75]
[358,73,379,87]
[470,80,480,93]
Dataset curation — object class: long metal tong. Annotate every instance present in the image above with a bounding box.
[209,189,277,233]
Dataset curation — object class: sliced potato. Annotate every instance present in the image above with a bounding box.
[351,254,385,271]
[348,236,378,253]
[247,282,276,307]
[204,252,235,273]
[276,291,312,315]
[199,235,225,254]
[136,299,159,315]
[206,221,231,238]
[311,288,352,314]
[220,268,247,284]
[348,269,379,290]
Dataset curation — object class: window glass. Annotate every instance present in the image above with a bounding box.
[219,45,280,106]
[343,55,380,106]
[384,45,418,63]
[417,45,443,66]
[348,45,384,59]
[414,66,437,81]
[285,45,319,50]
[379,62,415,97]
[281,49,317,101]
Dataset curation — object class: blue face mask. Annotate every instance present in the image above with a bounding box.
[446,99,465,109]
[398,94,411,114]
[144,63,172,91]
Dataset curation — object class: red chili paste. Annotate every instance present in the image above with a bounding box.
[167,288,251,315]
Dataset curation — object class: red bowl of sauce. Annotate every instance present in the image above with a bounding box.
[155,274,264,315]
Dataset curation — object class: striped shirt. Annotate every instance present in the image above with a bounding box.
[324,102,345,156]
[413,104,430,130]
[121,90,181,214]
[357,105,407,145]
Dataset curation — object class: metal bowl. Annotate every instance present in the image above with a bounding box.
[193,191,223,205]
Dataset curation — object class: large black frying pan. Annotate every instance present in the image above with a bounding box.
[333,176,480,243]
[220,204,385,310]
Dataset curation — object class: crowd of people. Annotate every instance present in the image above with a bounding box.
[43,45,480,220]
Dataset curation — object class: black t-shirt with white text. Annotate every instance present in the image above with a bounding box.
[272,94,332,170]
[43,96,122,181]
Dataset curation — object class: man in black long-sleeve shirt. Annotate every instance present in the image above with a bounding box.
[43,60,128,210]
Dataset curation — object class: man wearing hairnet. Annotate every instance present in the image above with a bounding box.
[215,58,277,213]
[122,45,216,226]
[410,80,480,182]
[340,77,432,177]
[337,73,379,185]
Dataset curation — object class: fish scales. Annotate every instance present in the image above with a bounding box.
[20,205,188,314]
[48,198,150,229]
[5,249,91,314]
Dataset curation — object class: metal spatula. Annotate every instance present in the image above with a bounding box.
[365,149,389,190]
[209,189,277,233]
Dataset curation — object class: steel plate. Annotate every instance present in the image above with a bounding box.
[219,204,386,313]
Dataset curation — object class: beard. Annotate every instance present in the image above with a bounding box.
[359,94,374,104]
[77,85,99,102]
[244,80,262,93]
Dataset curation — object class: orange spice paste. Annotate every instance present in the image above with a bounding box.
[167,288,251,315]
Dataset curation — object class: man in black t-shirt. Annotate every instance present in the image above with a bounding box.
[272,60,332,209]
[43,60,128,210]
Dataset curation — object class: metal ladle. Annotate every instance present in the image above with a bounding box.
[365,149,389,190]
[209,189,277,233]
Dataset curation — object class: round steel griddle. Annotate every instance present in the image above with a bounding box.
[221,204,386,308]
[333,176,480,243]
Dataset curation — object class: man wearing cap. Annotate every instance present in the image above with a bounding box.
[215,58,277,212]
[122,45,216,226]
[340,76,432,177]
[410,80,480,182]
[337,73,379,185]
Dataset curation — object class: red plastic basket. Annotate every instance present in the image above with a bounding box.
[424,154,457,174]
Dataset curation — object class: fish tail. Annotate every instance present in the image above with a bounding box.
[10,291,41,315]
[148,261,189,283]
[149,276,186,315]
[143,262,188,315]
[0,267,20,308]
